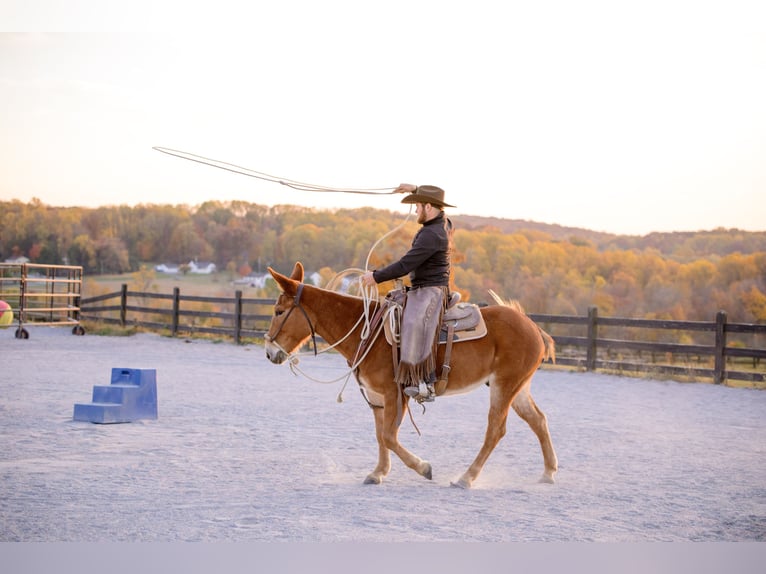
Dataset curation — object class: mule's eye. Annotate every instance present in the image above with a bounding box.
[275,309,284,317]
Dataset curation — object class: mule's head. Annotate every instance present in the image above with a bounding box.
[264,262,313,364]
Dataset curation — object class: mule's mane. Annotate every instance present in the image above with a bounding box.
[298,280,369,331]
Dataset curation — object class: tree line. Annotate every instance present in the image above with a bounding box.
[2,198,765,323]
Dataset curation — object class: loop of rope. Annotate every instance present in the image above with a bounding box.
[153,147,401,195]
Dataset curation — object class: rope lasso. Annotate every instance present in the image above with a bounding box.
[153,146,401,195]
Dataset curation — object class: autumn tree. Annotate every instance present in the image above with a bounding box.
[3,199,765,323]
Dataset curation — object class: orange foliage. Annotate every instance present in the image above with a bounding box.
[2,199,765,322]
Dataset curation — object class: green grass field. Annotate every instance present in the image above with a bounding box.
[83,269,266,299]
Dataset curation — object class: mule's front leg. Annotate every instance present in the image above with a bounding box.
[364,406,392,484]
[384,400,432,481]
[364,400,432,484]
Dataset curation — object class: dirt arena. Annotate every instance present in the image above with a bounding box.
[1,327,764,543]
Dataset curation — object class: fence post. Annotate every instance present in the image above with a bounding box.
[120,284,128,327]
[18,263,28,326]
[46,265,54,323]
[234,290,243,344]
[714,310,727,384]
[72,267,81,323]
[72,294,81,323]
[172,287,180,337]
[586,305,598,371]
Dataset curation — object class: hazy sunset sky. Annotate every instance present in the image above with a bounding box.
[1,1,764,235]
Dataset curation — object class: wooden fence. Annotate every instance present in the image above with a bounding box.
[80,285,274,343]
[528,307,765,384]
[79,285,766,385]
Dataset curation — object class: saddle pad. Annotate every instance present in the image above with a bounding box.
[383,301,487,346]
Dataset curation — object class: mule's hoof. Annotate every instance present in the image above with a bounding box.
[450,478,471,489]
[363,474,382,485]
[538,474,556,484]
[420,462,432,481]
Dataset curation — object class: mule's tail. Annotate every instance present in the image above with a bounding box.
[487,289,556,364]
[538,326,556,364]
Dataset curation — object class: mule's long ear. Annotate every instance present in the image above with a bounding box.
[268,266,298,296]
[290,261,304,282]
[267,262,303,296]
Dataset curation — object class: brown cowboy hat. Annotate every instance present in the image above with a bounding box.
[400,185,456,208]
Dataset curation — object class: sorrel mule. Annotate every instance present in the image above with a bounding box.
[265,262,558,488]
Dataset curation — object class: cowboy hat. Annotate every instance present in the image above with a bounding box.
[400,185,455,208]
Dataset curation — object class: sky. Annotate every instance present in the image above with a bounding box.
[1,0,764,236]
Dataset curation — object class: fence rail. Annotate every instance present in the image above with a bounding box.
[78,285,766,385]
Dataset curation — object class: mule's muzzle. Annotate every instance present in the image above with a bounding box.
[265,341,288,364]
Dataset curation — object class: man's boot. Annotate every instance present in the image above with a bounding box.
[416,381,435,402]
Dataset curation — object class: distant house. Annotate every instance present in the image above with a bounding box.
[188,261,217,274]
[4,256,30,264]
[155,261,217,274]
[234,274,269,288]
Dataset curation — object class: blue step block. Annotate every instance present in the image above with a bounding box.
[73,402,134,424]
[92,384,137,403]
[73,368,158,424]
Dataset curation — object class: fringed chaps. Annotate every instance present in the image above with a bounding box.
[395,286,447,388]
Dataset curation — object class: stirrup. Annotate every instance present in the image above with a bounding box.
[403,384,421,398]
[404,382,435,403]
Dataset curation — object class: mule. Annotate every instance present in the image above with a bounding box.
[264,262,558,488]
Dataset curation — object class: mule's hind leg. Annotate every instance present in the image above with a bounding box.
[511,382,558,483]
[452,383,514,489]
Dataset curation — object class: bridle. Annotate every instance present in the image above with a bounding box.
[265,283,318,356]
[264,277,412,413]
[264,280,420,429]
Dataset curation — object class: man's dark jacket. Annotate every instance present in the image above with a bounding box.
[372,211,451,288]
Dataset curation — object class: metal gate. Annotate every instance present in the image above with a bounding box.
[0,263,85,339]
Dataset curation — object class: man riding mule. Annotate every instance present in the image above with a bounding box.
[265,260,558,488]
[361,183,455,403]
